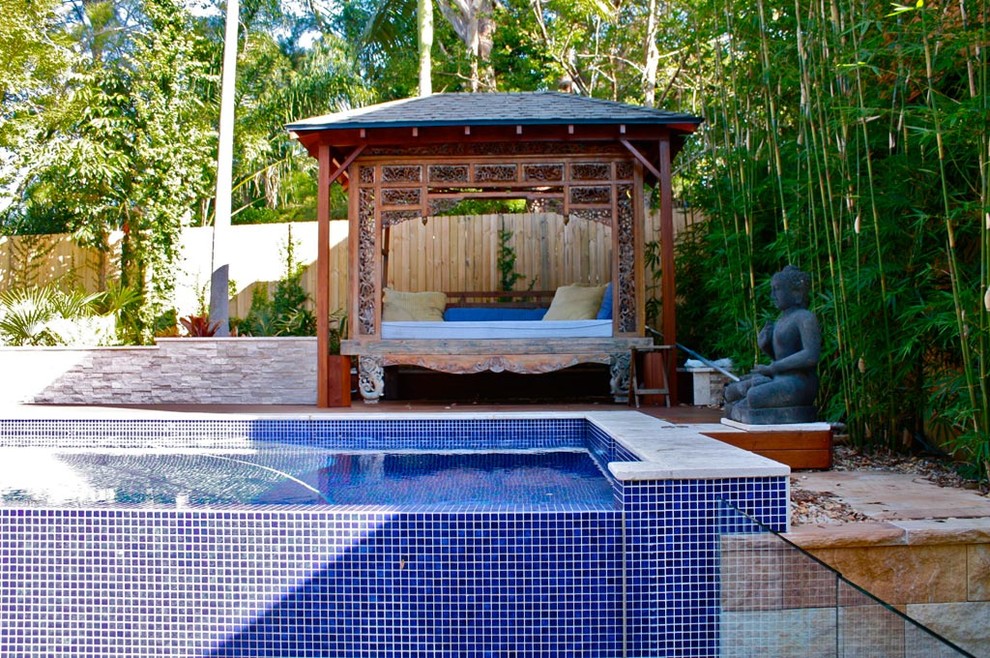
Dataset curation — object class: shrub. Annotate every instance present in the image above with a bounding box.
[0,285,116,346]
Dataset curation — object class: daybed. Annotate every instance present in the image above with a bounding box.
[343,284,653,402]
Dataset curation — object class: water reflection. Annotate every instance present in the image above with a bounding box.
[0,448,615,509]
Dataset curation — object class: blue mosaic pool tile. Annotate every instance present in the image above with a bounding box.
[616,475,788,657]
[1,508,623,657]
[0,418,588,451]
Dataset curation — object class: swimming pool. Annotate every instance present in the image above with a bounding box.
[0,447,617,509]
[0,412,788,657]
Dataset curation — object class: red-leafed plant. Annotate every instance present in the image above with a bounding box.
[179,314,220,337]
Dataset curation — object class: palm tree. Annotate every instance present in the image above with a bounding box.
[208,0,239,336]
[418,0,433,95]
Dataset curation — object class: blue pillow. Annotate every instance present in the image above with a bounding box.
[596,282,613,320]
[443,307,548,322]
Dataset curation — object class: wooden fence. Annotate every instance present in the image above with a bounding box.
[0,209,699,319]
[384,213,614,293]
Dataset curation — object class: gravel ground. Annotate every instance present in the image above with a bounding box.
[790,444,986,526]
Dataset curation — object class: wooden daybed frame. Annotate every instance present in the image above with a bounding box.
[287,93,702,405]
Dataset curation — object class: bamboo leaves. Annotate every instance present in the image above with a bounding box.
[676,0,990,476]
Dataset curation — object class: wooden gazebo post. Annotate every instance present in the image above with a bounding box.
[314,143,364,407]
[315,144,331,407]
[658,133,677,400]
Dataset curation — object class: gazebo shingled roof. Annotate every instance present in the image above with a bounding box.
[288,92,702,185]
[287,91,701,131]
[287,92,702,406]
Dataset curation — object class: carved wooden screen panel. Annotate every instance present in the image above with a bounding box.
[354,147,641,338]
[357,182,378,337]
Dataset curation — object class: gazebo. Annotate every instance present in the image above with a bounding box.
[287,92,702,406]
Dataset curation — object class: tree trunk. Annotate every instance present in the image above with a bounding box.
[418,0,433,95]
[477,1,496,91]
[438,0,496,92]
[643,0,660,106]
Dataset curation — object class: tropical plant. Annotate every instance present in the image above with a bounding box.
[672,0,990,479]
[179,314,221,337]
[328,308,347,355]
[0,285,114,346]
[496,227,526,293]
[4,0,217,342]
[643,239,661,331]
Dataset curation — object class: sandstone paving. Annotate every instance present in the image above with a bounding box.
[792,470,990,522]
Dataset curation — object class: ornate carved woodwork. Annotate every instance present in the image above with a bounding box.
[364,142,627,159]
[382,188,421,206]
[429,165,469,183]
[357,186,377,336]
[295,95,701,408]
[616,184,637,333]
[382,353,606,374]
[355,153,642,332]
[357,355,385,402]
[475,164,518,182]
[349,142,651,400]
[571,162,611,181]
[610,351,632,402]
[348,344,648,403]
[570,186,612,205]
[381,165,422,183]
[523,164,564,182]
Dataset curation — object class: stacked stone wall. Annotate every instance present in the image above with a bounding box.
[0,338,317,405]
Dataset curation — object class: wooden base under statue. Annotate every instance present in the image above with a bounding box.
[703,419,833,470]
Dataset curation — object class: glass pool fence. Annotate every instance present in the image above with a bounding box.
[718,501,974,657]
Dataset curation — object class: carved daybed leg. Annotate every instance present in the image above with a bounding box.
[358,355,385,403]
[610,351,631,404]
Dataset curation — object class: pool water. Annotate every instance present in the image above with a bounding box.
[0,447,615,509]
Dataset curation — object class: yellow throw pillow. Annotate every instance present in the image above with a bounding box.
[542,284,607,321]
[382,288,447,322]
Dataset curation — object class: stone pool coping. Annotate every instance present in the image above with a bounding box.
[584,411,790,481]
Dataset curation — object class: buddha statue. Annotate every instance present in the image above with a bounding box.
[723,265,821,424]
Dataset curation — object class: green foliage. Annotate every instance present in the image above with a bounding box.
[0,0,67,99]
[1,0,366,339]
[3,0,216,343]
[496,227,526,293]
[1,0,987,481]
[673,0,990,478]
[234,206,283,225]
[327,308,347,355]
[643,240,662,331]
[437,199,527,216]
[0,285,115,346]
[229,27,370,224]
